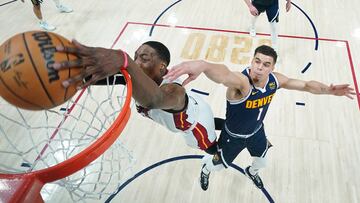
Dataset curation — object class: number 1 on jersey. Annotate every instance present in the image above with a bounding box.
[257,108,263,121]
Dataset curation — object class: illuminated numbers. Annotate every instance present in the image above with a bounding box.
[231,36,252,65]
[181,33,272,64]
[181,33,205,60]
[205,35,228,62]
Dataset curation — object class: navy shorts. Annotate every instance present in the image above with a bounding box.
[217,125,269,167]
[252,0,279,23]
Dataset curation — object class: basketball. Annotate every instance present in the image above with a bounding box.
[0,31,82,110]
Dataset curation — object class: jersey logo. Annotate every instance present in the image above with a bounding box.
[269,82,276,90]
[245,93,275,109]
[213,153,221,162]
[252,91,259,95]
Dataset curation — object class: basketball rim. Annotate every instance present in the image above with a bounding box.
[0,69,132,203]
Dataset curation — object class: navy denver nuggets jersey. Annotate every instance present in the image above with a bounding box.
[225,68,279,135]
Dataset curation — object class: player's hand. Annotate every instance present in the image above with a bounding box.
[53,39,126,89]
[286,0,291,12]
[329,84,356,99]
[164,61,205,86]
[249,4,259,16]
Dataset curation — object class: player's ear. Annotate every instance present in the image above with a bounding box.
[160,63,168,76]
[271,63,275,71]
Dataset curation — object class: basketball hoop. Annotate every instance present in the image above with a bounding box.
[0,69,133,203]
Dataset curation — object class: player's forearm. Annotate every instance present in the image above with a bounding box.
[304,80,331,95]
[200,61,233,85]
[126,56,164,107]
[126,56,184,109]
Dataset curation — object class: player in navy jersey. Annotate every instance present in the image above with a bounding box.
[243,0,292,51]
[53,40,221,155]
[165,45,355,190]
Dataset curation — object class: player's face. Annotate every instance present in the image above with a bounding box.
[249,53,275,82]
[134,45,166,84]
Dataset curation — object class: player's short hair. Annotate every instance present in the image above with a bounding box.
[143,41,171,66]
[254,45,278,64]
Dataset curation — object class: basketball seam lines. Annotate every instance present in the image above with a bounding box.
[22,33,56,107]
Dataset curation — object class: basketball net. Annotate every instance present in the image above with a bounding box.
[0,72,134,202]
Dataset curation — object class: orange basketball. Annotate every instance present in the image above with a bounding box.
[0,31,82,110]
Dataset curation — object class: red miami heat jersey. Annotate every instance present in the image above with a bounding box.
[136,79,216,150]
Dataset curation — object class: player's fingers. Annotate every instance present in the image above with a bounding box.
[336,84,350,88]
[336,85,351,91]
[164,67,183,80]
[163,69,174,79]
[165,75,177,82]
[331,84,349,90]
[72,39,94,55]
[173,67,189,77]
[62,75,84,88]
[168,68,182,78]
[56,45,80,55]
[345,94,354,99]
[162,71,171,79]
[53,58,83,70]
[347,88,355,93]
[85,65,97,71]
[62,69,91,88]
[182,77,193,86]
[168,65,182,73]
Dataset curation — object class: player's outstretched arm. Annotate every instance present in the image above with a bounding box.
[274,72,356,99]
[165,60,248,88]
[53,40,126,88]
[53,40,185,110]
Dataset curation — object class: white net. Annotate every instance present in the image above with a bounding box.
[0,74,135,202]
[41,140,135,202]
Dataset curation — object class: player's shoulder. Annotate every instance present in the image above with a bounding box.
[272,71,286,79]
[160,79,185,94]
[272,72,289,88]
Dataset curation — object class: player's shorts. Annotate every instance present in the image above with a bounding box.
[180,92,217,150]
[31,0,43,6]
[217,125,270,167]
[252,0,279,23]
